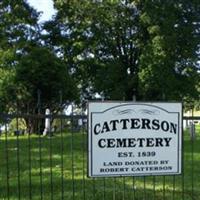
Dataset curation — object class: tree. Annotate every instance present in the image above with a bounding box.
[0,0,77,112]
[15,46,77,132]
[49,0,200,101]
[0,46,77,133]
[14,46,77,114]
[46,0,141,100]
[0,0,39,68]
[0,0,78,132]
[139,0,200,100]
[0,0,39,113]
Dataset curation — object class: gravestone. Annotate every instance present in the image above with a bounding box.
[43,108,51,136]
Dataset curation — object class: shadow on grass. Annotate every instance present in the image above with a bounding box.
[0,176,200,200]
[0,132,200,200]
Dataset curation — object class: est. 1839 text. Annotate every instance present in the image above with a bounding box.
[118,151,156,158]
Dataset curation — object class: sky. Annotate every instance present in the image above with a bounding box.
[27,0,56,22]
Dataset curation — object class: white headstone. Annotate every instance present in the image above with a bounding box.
[78,118,83,126]
[43,108,51,136]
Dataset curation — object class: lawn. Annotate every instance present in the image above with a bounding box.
[0,127,200,200]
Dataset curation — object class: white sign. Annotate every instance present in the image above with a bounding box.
[88,102,182,177]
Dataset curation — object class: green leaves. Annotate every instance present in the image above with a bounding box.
[1,0,200,113]
[0,1,77,113]
[15,46,77,111]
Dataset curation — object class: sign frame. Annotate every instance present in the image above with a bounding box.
[88,101,183,178]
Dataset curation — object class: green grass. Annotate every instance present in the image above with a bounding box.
[0,128,200,200]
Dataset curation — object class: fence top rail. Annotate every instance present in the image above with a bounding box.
[1,113,200,120]
[183,116,200,120]
[0,113,87,120]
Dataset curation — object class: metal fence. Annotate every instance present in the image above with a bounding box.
[0,108,200,200]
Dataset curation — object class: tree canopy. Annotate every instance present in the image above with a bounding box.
[15,46,77,113]
[0,0,77,114]
[46,0,200,101]
[0,0,200,116]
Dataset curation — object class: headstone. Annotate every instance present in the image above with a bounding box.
[78,118,83,126]
[43,108,51,136]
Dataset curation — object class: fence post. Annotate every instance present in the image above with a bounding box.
[37,89,41,114]
[190,123,195,140]
[132,94,136,102]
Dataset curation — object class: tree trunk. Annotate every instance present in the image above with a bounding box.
[25,117,45,134]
